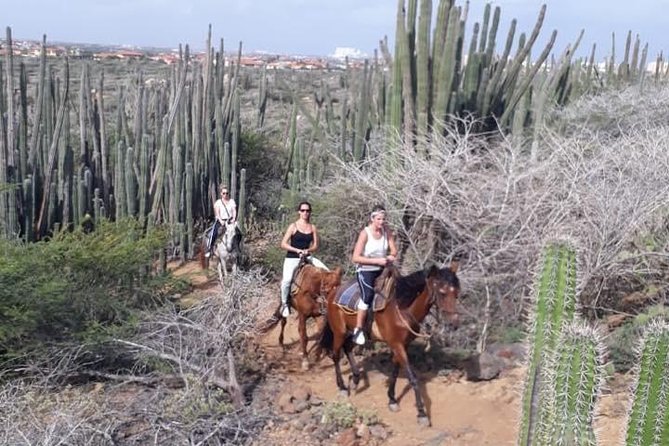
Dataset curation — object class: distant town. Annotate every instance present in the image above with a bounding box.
[0,38,371,70]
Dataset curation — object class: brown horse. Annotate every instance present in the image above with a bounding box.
[318,261,460,426]
[262,262,343,370]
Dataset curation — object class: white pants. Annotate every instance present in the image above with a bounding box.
[280,256,329,304]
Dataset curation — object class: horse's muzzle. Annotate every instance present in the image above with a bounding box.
[446,313,460,330]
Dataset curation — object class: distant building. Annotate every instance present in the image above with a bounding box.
[331,47,367,60]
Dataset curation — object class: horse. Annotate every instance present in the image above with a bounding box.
[318,261,460,427]
[214,222,242,279]
[260,259,343,371]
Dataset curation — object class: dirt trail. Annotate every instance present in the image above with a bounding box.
[259,316,630,446]
[177,262,629,445]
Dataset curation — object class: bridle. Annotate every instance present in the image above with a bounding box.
[395,277,459,341]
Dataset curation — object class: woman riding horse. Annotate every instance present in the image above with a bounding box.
[205,184,237,258]
[319,261,461,427]
[350,205,398,345]
[279,201,328,318]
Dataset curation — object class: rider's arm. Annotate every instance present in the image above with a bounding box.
[386,228,398,263]
[351,229,386,267]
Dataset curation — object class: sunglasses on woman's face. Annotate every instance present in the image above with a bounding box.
[299,209,311,213]
[221,191,229,195]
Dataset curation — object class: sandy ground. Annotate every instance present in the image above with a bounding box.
[175,260,630,446]
[258,311,631,446]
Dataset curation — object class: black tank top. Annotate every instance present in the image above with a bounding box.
[286,229,313,258]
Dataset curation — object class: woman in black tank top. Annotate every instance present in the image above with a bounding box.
[286,230,313,259]
[279,201,328,317]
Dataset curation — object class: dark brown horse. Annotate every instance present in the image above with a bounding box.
[262,262,343,370]
[319,261,460,426]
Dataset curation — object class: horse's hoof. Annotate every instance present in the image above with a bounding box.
[417,416,431,427]
[338,389,350,398]
[301,359,310,371]
[388,403,400,412]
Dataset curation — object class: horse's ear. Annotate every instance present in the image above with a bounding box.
[449,260,459,273]
[427,264,439,277]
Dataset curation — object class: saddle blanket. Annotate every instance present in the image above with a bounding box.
[335,278,387,312]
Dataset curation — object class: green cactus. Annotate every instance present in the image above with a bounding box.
[185,161,193,258]
[237,168,247,233]
[125,146,137,217]
[535,321,606,446]
[624,320,669,446]
[518,240,579,446]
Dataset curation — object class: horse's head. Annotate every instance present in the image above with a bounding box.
[220,222,238,252]
[427,261,460,328]
[321,267,343,297]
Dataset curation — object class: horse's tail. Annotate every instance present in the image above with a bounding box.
[318,318,334,356]
[257,302,283,333]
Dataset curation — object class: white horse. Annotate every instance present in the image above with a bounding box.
[214,222,241,280]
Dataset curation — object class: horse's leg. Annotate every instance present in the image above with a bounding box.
[391,344,430,426]
[343,339,362,390]
[298,313,310,371]
[332,331,348,396]
[278,315,287,352]
[387,359,401,411]
[217,258,224,282]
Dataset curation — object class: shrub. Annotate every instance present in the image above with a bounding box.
[607,305,669,372]
[0,219,168,361]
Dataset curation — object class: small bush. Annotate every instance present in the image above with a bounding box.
[321,400,358,429]
[607,305,669,372]
[0,219,169,361]
[320,400,381,429]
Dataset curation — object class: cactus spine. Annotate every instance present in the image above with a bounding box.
[518,240,579,446]
[624,321,669,446]
[535,321,606,446]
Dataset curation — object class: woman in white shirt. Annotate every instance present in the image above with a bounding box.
[205,184,237,258]
[350,205,397,345]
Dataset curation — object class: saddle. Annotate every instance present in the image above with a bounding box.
[334,276,393,315]
[335,266,398,314]
[290,257,312,296]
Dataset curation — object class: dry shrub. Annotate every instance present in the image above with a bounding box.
[0,268,274,445]
[315,86,669,350]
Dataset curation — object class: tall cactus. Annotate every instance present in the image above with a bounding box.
[624,321,669,446]
[518,240,579,446]
[534,321,606,446]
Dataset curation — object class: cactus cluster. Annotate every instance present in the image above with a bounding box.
[0,27,247,259]
[519,241,669,446]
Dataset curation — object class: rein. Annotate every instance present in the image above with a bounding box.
[394,281,458,341]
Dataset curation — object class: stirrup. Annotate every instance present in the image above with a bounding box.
[352,328,366,345]
[204,251,211,258]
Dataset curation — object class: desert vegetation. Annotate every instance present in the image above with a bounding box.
[2,0,669,444]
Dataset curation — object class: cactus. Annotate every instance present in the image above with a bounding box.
[534,321,606,446]
[518,240,579,446]
[624,321,669,446]
[125,146,137,217]
[185,161,193,258]
[237,168,247,233]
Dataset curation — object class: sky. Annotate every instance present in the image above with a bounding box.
[3,0,669,62]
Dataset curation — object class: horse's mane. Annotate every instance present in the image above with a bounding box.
[394,270,427,308]
[393,266,460,309]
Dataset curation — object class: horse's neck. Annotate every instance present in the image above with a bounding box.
[406,289,432,322]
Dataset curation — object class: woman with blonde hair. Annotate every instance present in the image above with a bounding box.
[205,184,237,258]
[350,205,398,345]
